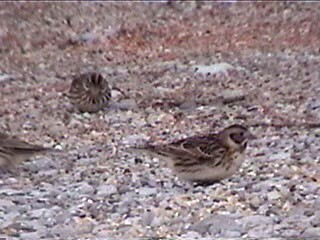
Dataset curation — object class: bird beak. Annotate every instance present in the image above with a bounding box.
[247,132,257,140]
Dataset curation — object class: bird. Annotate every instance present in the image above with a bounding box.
[68,72,111,113]
[0,132,53,169]
[131,124,256,184]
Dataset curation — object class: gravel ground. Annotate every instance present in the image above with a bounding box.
[0,2,320,239]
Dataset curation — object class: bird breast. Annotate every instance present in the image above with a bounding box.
[173,151,246,182]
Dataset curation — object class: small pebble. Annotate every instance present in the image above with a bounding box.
[138,187,158,196]
[96,185,117,197]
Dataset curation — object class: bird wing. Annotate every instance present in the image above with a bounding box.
[0,133,50,154]
[151,133,227,162]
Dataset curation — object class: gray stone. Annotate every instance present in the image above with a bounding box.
[26,158,56,173]
[96,228,114,238]
[179,100,197,111]
[279,165,294,179]
[313,197,320,210]
[6,178,18,184]
[145,179,158,187]
[138,187,157,196]
[117,185,131,194]
[34,227,49,239]
[219,89,246,104]
[50,224,77,238]
[92,223,110,234]
[75,182,95,195]
[282,213,311,229]
[180,231,202,238]
[311,213,320,227]
[118,197,138,214]
[0,234,14,239]
[0,188,22,195]
[97,185,117,197]
[122,134,149,146]
[268,190,282,201]
[13,205,31,215]
[29,208,47,219]
[23,220,48,232]
[142,210,155,226]
[281,229,300,238]
[39,169,59,178]
[55,211,71,224]
[302,227,320,237]
[44,186,60,195]
[70,32,100,44]
[300,182,319,195]
[251,180,275,192]
[0,73,17,82]
[115,99,138,110]
[249,195,262,209]
[19,231,41,240]
[190,215,242,235]
[268,152,291,161]
[223,230,242,237]
[239,215,274,229]
[79,32,99,43]
[247,224,275,238]
[78,157,100,165]
[2,222,36,233]
[0,199,15,209]
[193,62,235,76]
[2,211,20,225]
[43,217,57,227]
[50,217,94,237]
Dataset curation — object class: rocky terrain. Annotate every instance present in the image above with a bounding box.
[0,2,320,239]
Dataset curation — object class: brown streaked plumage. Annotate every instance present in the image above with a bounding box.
[68,72,111,113]
[0,132,52,169]
[132,124,256,184]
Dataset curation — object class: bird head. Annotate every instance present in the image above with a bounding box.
[219,124,256,150]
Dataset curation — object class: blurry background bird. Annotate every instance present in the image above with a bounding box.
[0,132,54,170]
[68,72,111,113]
[131,124,256,185]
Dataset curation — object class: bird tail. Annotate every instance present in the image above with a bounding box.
[127,144,152,154]
[13,146,62,155]
[127,143,159,157]
[127,144,172,162]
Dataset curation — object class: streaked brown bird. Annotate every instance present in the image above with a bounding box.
[0,132,53,169]
[132,124,256,184]
[68,72,111,113]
